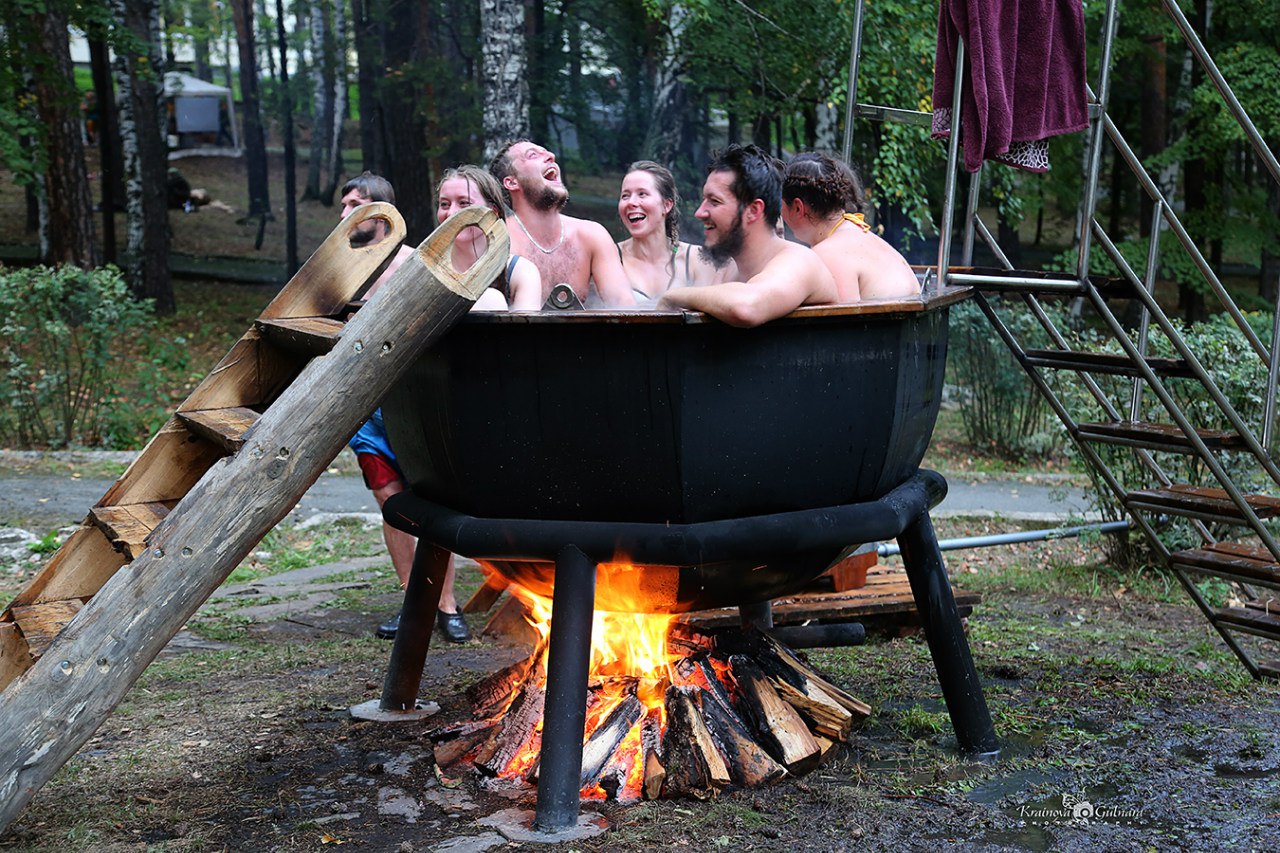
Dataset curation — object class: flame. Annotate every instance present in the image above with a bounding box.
[501,564,679,799]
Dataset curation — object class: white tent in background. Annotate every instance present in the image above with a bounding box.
[162,72,241,158]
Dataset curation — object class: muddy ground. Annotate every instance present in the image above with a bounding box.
[3,527,1280,853]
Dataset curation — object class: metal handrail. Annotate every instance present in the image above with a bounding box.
[1075,0,1120,282]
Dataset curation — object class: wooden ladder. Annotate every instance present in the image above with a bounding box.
[0,205,508,831]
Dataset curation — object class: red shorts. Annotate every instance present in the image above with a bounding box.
[356,452,403,491]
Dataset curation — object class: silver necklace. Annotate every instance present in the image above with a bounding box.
[514,213,565,254]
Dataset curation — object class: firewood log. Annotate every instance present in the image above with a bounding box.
[476,683,545,776]
[727,655,820,773]
[668,622,716,658]
[466,653,534,719]
[640,704,665,800]
[672,653,735,714]
[719,628,871,720]
[580,694,643,787]
[643,750,666,801]
[661,685,730,798]
[698,687,787,788]
[768,676,854,740]
[432,722,498,769]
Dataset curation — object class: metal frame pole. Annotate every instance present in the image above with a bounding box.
[840,0,866,163]
[533,545,598,833]
[937,38,966,284]
[1075,0,1120,282]
[961,168,982,265]
[380,543,450,711]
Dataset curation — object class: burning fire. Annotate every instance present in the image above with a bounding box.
[509,565,677,799]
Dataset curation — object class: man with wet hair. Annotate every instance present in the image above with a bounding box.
[657,144,836,327]
[488,140,635,307]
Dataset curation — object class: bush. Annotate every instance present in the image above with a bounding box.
[948,299,1067,460]
[0,264,154,448]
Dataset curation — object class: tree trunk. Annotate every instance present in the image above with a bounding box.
[88,30,119,264]
[1261,173,1279,303]
[231,0,273,221]
[380,1,434,240]
[276,0,299,276]
[112,0,174,314]
[351,0,385,172]
[1139,22,1166,238]
[643,3,689,164]
[480,0,530,160]
[1179,0,1208,322]
[322,0,348,204]
[526,0,548,144]
[303,0,329,201]
[31,5,97,268]
[814,102,838,152]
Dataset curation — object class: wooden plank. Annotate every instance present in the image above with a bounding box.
[463,574,510,614]
[177,331,308,414]
[1024,349,1193,378]
[1078,421,1244,450]
[89,503,175,560]
[11,600,84,658]
[0,206,507,835]
[1170,544,1280,586]
[98,419,228,506]
[1214,606,1280,638]
[1127,485,1280,521]
[255,317,345,356]
[176,407,261,454]
[0,625,32,688]
[6,525,126,612]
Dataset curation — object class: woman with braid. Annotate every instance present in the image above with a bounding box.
[617,160,729,300]
[781,153,919,302]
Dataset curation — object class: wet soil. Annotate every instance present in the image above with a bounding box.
[3,537,1280,852]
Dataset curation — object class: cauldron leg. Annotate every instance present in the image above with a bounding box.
[739,600,774,630]
[379,542,450,711]
[897,511,999,756]
[534,544,598,832]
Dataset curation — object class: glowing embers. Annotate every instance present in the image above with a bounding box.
[428,568,871,801]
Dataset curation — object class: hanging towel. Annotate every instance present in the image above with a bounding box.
[932,0,1090,173]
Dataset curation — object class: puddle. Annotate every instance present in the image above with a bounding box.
[1212,762,1279,779]
[965,767,1067,805]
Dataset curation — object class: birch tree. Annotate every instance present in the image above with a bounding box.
[230,0,273,227]
[480,0,529,159]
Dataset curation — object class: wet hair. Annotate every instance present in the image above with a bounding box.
[625,160,680,247]
[487,139,530,207]
[782,152,867,219]
[438,164,508,215]
[706,143,784,229]
[341,170,395,205]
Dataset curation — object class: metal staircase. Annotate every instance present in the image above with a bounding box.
[926,0,1280,678]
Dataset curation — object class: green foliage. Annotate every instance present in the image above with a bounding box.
[0,265,155,449]
[948,299,1066,460]
[29,529,63,555]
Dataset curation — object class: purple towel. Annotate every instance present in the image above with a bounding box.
[932,0,1090,172]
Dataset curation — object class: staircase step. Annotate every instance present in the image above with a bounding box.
[176,406,261,454]
[1214,605,1280,640]
[90,502,176,560]
[10,600,84,658]
[1126,485,1280,523]
[255,316,345,355]
[1024,349,1193,378]
[1078,421,1245,451]
[1170,543,1280,586]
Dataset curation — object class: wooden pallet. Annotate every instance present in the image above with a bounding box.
[0,206,509,833]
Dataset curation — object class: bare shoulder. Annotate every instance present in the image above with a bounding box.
[765,241,837,303]
[569,216,616,253]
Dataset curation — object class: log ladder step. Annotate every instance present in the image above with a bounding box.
[90,502,177,560]
[1126,485,1280,524]
[1077,421,1245,451]
[10,600,84,658]
[1170,542,1280,588]
[176,406,262,454]
[1023,349,1193,378]
[255,316,345,356]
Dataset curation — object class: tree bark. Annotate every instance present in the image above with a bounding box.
[378,0,435,241]
[276,0,299,276]
[1139,22,1166,238]
[303,0,330,201]
[351,0,386,172]
[112,0,174,314]
[322,0,349,204]
[643,4,689,164]
[231,0,273,221]
[31,5,97,268]
[480,0,530,160]
[88,29,120,264]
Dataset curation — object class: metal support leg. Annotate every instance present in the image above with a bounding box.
[739,600,774,630]
[533,545,598,832]
[897,511,999,755]
[380,542,450,711]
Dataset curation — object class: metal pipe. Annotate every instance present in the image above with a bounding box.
[937,37,966,286]
[854,104,932,127]
[962,168,982,265]
[878,520,1132,557]
[379,543,450,711]
[947,272,1080,291]
[841,0,866,163]
[534,545,598,833]
[1130,201,1164,422]
[769,622,866,648]
[1075,0,1120,281]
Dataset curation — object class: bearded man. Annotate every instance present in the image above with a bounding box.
[489,140,635,307]
[657,144,836,327]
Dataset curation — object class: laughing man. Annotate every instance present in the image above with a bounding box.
[489,140,636,307]
[657,144,836,327]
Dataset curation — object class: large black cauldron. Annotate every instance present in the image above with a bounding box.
[384,291,965,527]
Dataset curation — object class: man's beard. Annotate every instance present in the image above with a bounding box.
[523,176,569,212]
[699,208,746,269]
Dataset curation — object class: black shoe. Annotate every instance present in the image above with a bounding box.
[437,609,470,644]
[375,612,400,640]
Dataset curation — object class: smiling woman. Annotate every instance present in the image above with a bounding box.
[616,160,728,300]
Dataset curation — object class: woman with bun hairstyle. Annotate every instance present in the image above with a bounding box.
[781,153,919,302]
